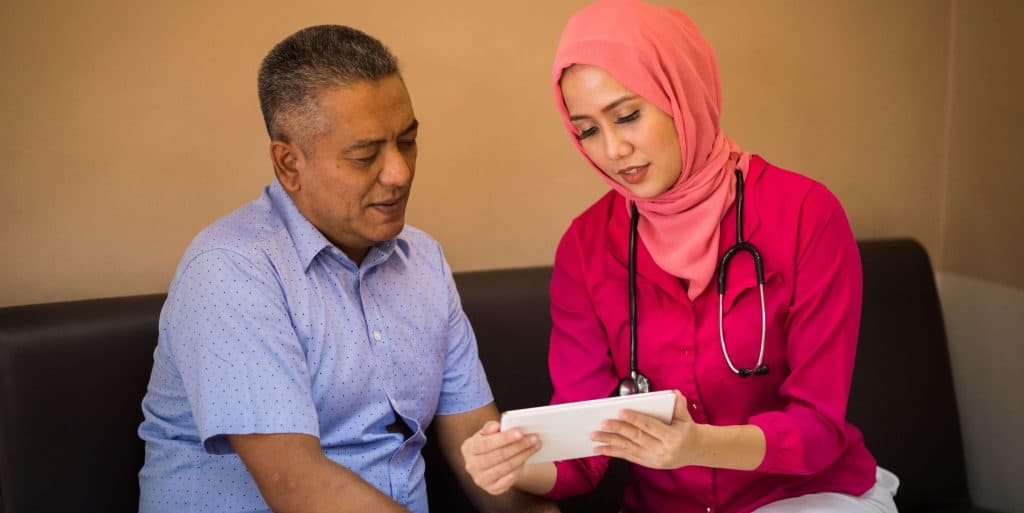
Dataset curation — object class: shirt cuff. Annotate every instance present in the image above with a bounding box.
[542,457,606,500]
[749,413,799,473]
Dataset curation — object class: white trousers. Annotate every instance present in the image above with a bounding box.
[751,467,900,513]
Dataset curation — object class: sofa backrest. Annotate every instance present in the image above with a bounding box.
[0,295,165,513]
[0,239,972,513]
[849,240,971,511]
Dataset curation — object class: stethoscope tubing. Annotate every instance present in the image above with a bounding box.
[621,169,769,396]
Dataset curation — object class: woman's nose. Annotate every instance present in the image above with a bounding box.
[603,128,633,161]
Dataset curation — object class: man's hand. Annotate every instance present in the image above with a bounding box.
[461,420,540,495]
[434,403,560,513]
[229,433,411,513]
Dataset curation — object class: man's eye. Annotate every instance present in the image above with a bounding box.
[576,126,598,140]
[398,139,417,150]
[354,153,378,165]
[616,110,640,124]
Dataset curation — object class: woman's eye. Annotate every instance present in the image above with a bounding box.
[576,126,598,140]
[616,110,640,124]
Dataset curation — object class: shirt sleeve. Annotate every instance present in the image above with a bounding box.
[434,248,494,415]
[163,249,319,455]
[543,222,616,499]
[748,185,864,475]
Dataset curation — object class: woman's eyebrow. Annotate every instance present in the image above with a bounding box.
[569,95,638,121]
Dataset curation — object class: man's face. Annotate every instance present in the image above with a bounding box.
[288,75,418,262]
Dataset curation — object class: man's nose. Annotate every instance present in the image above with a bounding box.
[378,145,414,187]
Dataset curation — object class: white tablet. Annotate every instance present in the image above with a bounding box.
[499,390,676,464]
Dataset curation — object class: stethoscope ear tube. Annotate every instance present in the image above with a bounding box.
[629,201,639,375]
[717,170,769,377]
[617,202,651,396]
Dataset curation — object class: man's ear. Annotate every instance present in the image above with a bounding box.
[270,140,305,192]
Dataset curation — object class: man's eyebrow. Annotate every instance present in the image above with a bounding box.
[345,118,419,152]
[400,118,419,137]
[568,95,638,122]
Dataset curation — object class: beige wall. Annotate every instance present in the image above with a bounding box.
[0,0,954,307]
[943,0,1024,290]
[938,1,1024,511]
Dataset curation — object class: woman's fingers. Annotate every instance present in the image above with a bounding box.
[600,417,659,447]
[591,430,646,465]
[616,408,673,441]
[671,391,692,422]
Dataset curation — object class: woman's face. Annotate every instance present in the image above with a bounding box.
[560,64,682,198]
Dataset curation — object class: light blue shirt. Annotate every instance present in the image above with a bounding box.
[138,179,493,513]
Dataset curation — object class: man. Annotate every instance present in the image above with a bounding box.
[138,25,554,513]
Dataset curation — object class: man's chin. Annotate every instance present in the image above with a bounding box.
[371,219,406,243]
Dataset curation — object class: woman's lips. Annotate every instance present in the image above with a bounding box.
[618,164,649,185]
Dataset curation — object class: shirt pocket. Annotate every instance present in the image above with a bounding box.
[386,310,446,411]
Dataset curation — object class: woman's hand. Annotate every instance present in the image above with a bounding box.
[460,420,541,495]
[591,390,702,469]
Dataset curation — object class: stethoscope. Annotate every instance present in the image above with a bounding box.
[617,169,769,397]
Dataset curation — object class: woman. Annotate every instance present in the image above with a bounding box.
[461,1,898,512]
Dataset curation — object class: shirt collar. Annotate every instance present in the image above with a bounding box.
[266,178,409,271]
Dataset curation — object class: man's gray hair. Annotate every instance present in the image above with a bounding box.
[258,25,399,150]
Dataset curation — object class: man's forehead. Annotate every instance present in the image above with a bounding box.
[316,77,414,131]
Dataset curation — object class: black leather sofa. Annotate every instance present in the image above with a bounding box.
[0,239,1000,513]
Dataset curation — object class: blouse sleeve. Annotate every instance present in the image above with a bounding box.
[748,185,865,475]
[542,221,619,499]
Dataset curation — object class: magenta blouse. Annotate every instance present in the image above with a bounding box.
[543,156,877,513]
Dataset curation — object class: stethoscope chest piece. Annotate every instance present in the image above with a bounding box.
[617,371,650,396]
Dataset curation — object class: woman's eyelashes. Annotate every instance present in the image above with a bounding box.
[575,109,641,141]
[616,109,640,124]
[576,125,598,140]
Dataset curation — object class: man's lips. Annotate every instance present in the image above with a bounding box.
[368,196,407,215]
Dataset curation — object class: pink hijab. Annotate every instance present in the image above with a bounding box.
[553,0,749,301]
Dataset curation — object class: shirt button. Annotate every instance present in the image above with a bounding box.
[372,331,383,342]
[691,403,698,410]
